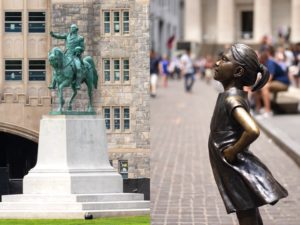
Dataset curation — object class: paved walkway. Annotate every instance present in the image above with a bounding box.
[150,79,300,225]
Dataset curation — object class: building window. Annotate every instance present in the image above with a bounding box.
[114,107,121,130]
[114,60,120,81]
[102,10,129,35]
[119,160,128,179]
[5,12,22,32]
[29,60,46,81]
[123,11,129,34]
[104,107,111,129]
[124,107,130,130]
[113,12,120,33]
[103,58,130,83]
[104,11,110,33]
[123,59,129,81]
[28,12,46,33]
[5,60,22,81]
[104,59,111,81]
[241,11,253,39]
[103,106,131,132]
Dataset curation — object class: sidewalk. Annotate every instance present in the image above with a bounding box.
[256,114,300,166]
[150,79,300,225]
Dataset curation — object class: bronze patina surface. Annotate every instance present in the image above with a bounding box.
[209,43,288,225]
[48,24,98,114]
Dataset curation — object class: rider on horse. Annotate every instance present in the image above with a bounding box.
[49,24,84,90]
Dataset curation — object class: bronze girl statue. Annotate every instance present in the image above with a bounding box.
[209,43,288,225]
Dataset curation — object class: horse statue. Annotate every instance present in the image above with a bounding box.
[48,47,98,113]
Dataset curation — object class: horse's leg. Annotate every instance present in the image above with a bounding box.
[57,85,64,113]
[57,80,69,112]
[85,77,94,112]
[68,83,77,111]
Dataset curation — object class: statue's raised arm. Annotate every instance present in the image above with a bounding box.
[50,31,67,39]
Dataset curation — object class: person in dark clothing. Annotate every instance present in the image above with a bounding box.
[150,50,160,97]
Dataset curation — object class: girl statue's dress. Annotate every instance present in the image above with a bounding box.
[208,87,288,214]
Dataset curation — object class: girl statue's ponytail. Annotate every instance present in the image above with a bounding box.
[251,64,270,92]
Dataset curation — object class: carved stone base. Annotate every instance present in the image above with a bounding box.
[24,115,122,194]
[0,115,149,218]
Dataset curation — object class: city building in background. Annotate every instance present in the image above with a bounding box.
[150,0,184,55]
[0,0,150,197]
[150,0,300,56]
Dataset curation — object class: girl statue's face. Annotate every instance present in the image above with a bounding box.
[214,50,239,83]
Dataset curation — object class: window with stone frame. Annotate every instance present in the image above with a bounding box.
[122,11,129,34]
[114,107,121,130]
[104,107,111,130]
[5,12,22,32]
[103,11,110,34]
[102,58,130,84]
[103,106,130,132]
[28,12,46,33]
[103,59,111,82]
[102,10,130,35]
[113,11,120,33]
[29,60,46,81]
[113,59,120,82]
[5,60,22,81]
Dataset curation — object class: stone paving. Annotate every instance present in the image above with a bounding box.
[150,79,300,225]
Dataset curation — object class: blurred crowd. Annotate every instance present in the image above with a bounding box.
[249,37,300,117]
[150,36,300,117]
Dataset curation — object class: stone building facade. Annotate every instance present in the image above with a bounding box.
[150,0,300,56]
[150,0,184,55]
[184,0,300,45]
[0,0,150,187]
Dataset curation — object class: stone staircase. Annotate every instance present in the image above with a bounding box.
[0,193,149,219]
[0,116,150,219]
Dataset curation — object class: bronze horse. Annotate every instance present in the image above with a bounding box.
[48,47,98,113]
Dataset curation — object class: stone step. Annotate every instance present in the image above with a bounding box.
[0,202,82,211]
[0,201,149,211]
[0,208,150,219]
[77,193,144,202]
[82,201,150,210]
[2,193,144,203]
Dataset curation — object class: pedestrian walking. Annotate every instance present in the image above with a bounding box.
[209,43,288,225]
[159,54,169,88]
[181,49,195,92]
[150,50,160,97]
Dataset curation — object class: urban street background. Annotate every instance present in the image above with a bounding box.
[150,79,300,225]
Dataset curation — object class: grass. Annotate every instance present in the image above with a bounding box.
[0,215,150,225]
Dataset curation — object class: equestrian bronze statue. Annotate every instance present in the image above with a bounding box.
[48,24,98,113]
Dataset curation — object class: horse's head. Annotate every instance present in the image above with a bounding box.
[48,47,64,69]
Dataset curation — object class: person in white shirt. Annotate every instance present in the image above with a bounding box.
[181,49,195,92]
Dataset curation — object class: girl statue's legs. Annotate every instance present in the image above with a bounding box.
[236,208,263,225]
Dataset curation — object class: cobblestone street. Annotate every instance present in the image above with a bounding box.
[150,79,300,225]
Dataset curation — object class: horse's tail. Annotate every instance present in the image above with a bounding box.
[84,56,98,89]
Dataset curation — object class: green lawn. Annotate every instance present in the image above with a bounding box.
[0,215,150,225]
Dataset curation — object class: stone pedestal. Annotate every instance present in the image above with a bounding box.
[0,115,149,218]
[24,115,122,194]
